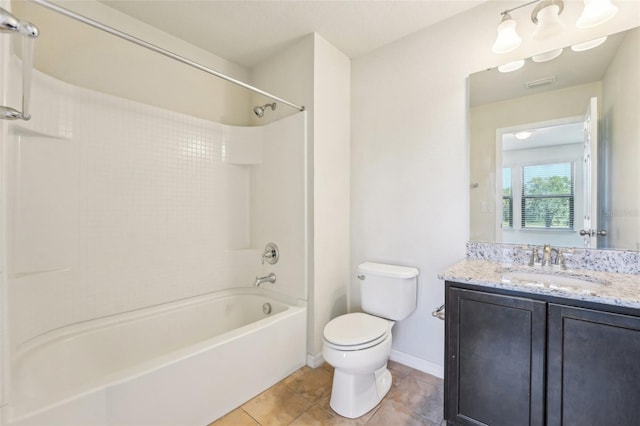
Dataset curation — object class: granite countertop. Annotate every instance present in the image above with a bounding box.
[439,259,640,310]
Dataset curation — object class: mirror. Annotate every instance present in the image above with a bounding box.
[470,27,640,251]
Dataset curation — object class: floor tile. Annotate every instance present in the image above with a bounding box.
[208,408,259,426]
[283,365,333,402]
[320,362,334,373]
[316,391,381,425]
[289,404,363,426]
[366,400,440,426]
[210,363,444,425]
[388,360,415,380]
[386,374,444,424]
[241,381,313,426]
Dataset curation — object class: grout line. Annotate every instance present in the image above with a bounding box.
[286,404,312,426]
[241,407,261,426]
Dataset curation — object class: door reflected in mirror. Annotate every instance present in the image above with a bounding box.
[470,27,640,251]
[498,117,585,248]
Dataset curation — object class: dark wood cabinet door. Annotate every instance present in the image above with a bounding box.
[446,287,546,426]
[547,304,640,426]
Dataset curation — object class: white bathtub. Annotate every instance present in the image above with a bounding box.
[5,287,307,426]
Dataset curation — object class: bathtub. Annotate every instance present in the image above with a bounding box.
[4,287,307,426]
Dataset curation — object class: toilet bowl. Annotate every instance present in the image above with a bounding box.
[322,312,394,418]
[322,262,419,419]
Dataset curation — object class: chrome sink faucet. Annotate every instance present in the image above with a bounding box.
[254,272,276,287]
[529,244,566,269]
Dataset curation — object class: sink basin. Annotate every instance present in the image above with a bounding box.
[503,271,606,287]
[499,267,610,292]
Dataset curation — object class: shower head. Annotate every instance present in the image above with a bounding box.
[253,102,276,118]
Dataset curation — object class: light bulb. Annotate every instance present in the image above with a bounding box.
[492,14,522,54]
[498,60,525,73]
[576,0,618,28]
[532,48,564,63]
[571,36,608,52]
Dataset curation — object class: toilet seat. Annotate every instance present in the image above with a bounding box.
[323,313,392,351]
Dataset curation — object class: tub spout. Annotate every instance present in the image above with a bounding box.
[255,273,276,287]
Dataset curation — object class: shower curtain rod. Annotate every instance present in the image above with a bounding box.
[29,0,306,112]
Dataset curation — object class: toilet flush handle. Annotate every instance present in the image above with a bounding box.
[357,274,365,280]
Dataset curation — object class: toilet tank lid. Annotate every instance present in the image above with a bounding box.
[358,262,419,278]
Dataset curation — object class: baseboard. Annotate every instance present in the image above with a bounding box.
[390,349,444,379]
[306,352,325,368]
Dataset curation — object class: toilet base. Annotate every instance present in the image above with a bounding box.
[329,364,393,419]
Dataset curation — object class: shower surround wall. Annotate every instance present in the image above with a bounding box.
[5,68,306,353]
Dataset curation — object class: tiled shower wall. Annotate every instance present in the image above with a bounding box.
[6,69,304,350]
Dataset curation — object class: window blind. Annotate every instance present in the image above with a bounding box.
[522,162,574,229]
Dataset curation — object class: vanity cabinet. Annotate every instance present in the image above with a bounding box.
[547,304,640,425]
[445,282,640,426]
[445,287,546,426]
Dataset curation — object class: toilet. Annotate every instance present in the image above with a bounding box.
[322,261,419,418]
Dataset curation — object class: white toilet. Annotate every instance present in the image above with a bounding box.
[322,261,419,418]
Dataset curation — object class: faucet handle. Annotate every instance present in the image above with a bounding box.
[261,242,279,265]
[556,249,566,269]
[529,246,538,266]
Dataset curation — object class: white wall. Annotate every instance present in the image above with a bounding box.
[602,28,640,250]
[310,35,350,356]
[250,33,350,361]
[249,34,316,355]
[11,0,251,125]
[351,0,639,375]
[250,113,308,301]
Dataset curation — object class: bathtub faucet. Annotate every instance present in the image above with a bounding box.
[255,273,276,287]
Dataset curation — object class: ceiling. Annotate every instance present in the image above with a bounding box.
[99,0,486,68]
[503,122,583,152]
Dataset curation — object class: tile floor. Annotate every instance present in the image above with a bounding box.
[209,361,445,426]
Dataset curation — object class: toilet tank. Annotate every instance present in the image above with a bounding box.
[358,262,419,321]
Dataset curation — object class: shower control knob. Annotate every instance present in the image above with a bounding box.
[261,242,279,264]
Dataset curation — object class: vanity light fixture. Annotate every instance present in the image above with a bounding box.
[492,13,522,54]
[576,0,618,28]
[515,131,534,140]
[531,0,565,39]
[571,36,608,51]
[532,48,564,62]
[498,59,525,73]
[491,0,617,54]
